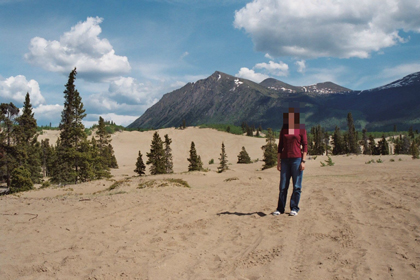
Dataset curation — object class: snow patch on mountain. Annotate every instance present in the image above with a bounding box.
[230,78,244,91]
[268,86,295,93]
[369,72,420,91]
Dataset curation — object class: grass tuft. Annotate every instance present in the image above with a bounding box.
[138,178,191,189]
[224,177,239,182]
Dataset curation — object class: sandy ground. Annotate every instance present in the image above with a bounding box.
[1,127,420,279]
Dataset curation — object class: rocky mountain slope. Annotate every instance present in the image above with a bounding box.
[127,71,420,131]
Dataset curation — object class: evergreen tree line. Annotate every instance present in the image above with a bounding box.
[241,122,263,137]
[0,68,118,193]
[308,112,420,158]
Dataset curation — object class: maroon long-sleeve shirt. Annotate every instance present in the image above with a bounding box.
[278,127,308,159]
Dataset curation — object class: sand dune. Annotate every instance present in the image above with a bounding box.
[2,128,420,279]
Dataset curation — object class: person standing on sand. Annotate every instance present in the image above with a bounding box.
[272,107,308,216]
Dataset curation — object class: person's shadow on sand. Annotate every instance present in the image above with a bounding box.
[217,211,267,217]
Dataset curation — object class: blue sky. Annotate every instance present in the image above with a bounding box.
[1,0,420,127]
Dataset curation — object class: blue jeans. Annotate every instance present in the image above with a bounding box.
[277,158,303,213]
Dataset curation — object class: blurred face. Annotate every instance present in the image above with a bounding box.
[288,112,294,128]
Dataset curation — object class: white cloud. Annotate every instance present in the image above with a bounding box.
[234,0,420,59]
[81,72,202,126]
[264,53,274,60]
[255,61,289,76]
[0,75,45,106]
[295,60,306,74]
[25,17,131,82]
[235,67,269,83]
[84,76,163,117]
[108,77,152,103]
[32,104,63,126]
[236,60,289,83]
[84,113,139,127]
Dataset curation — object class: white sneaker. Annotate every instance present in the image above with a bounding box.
[272,210,281,216]
[289,210,298,216]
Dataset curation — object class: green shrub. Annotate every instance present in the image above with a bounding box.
[376,158,383,163]
[41,181,51,188]
[10,166,33,193]
[320,156,335,167]
[209,159,214,164]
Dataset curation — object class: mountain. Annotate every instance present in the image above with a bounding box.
[128,71,285,129]
[127,71,420,131]
[259,78,351,94]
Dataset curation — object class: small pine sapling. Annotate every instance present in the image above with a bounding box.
[134,150,146,176]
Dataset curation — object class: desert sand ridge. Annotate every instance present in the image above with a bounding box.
[2,128,420,279]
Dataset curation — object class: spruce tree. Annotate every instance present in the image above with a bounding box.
[332,126,344,155]
[246,125,253,136]
[90,137,110,179]
[197,155,203,170]
[146,131,165,175]
[310,125,325,155]
[408,126,414,139]
[368,135,379,155]
[53,68,90,184]
[164,134,173,173]
[347,112,359,154]
[15,93,42,183]
[107,144,118,168]
[16,93,37,143]
[0,103,20,186]
[237,146,251,164]
[241,122,247,133]
[378,135,389,155]
[218,142,228,173]
[394,135,402,154]
[134,150,146,176]
[78,139,96,181]
[187,141,202,171]
[96,116,118,169]
[262,128,278,169]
